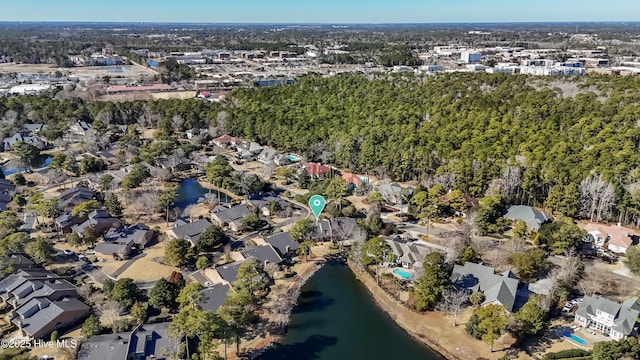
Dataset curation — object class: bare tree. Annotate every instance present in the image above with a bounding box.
[555,249,584,287]
[264,262,280,278]
[87,291,106,307]
[98,300,125,327]
[579,175,616,222]
[349,227,368,271]
[578,268,605,296]
[77,283,94,300]
[437,287,469,326]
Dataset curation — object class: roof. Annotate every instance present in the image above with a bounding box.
[584,223,635,250]
[9,278,77,307]
[303,163,331,177]
[504,205,550,230]
[386,239,430,266]
[104,225,152,245]
[576,295,640,336]
[215,261,244,284]
[312,218,358,240]
[263,232,300,255]
[212,204,252,224]
[0,179,16,192]
[451,262,520,312]
[78,333,129,360]
[258,148,280,161]
[248,194,287,210]
[341,172,363,186]
[199,283,231,314]
[23,124,46,133]
[169,218,211,244]
[95,241,133,256]
[13,297,89,338]
[241,245,282,264]
[129,322,176,357]
[212,134,240,145]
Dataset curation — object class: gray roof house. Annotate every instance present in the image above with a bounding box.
[199,283,231,314]
[0,179,16,193]
[263,232,300,257]
[22,124,47,134]
[12,297,90,339]
[451,262,520,312]
[241,244,283,265]
[2,133,47,151]
[377,182,414,206]
[166,218,212,247]
[311,218,358,241]
[248,194,288,217]
[574,295,640,340]
[94,239,134,259]
[5,278,80,309]
[257,148,280,164]
[0,269,60,304]
[69,121,90,136]
[72,209,123,236]
[204,261,244,286]
[7,253,35,270]
[210,204,252,232]
[78,322,179,360]
[385,238,430,268]
[104,224,154,248]
[504,205,550,231]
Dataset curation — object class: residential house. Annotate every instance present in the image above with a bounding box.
[503,205,550,231]
[259,232,300,258]
[385,238,430,268]
[247,194,288,217]
[2,133,47,151]
[69,121,91,136]
[0,179,15,212]
[210,204,252,232]
[236,141,263,156]
[7,254,35,270]
[166,218,212,247]
[186,128,209,140]
[94,239,133,260]
[311,218,358,242]
[376,183,414,209]
[58,186,95,210]
[575,295,640,340]
[0,191,12,212]
[341,172,366,187]
[4,278,80,309]
[12,297,90,339]
[203,261,244,286]
[78,322,179,360]
[54,211,86,234]
[585,223,637,254]
[273,153,292,166]
[240,244,282,265]
[0,179,16,193]
[303,162,331,178]
[0,268,60,306]
[199,283,231,314]
[22,124,47,135]
[212,134,240,148]
[104,224,154,249]
[451,262,520,312]
[258,148,280,164]
[72,209,122,236]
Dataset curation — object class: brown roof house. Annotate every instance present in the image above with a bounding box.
[585,223,637,254]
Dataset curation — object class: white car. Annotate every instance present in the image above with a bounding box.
[85,249,95,255]
[63,249,75,256]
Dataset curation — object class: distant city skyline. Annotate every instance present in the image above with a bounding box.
[2,1,640,23]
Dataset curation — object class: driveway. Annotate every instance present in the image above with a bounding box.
[111,253,147,278]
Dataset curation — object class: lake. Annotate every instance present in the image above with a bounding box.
[259,263,443,360]
[175,179,229,210]
[1,155,52,176]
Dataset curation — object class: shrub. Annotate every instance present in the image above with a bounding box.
[50,330,58,342]
[543,349,592,359]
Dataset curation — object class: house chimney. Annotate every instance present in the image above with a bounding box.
[16,319,22,334]
[617,222,621,227]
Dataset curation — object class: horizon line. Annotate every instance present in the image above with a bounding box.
[0,20,639,25]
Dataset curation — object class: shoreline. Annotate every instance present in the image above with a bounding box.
[195,179,243,201]
[346,260,507,360]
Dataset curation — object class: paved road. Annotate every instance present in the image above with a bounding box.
[83,264,115,284]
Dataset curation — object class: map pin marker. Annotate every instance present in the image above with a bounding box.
[308,195,326,221]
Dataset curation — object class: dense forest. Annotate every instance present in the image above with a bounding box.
[225,73,640,219]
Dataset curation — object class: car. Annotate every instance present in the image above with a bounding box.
[204,281,212,287]
[63,249,75,256]
[85,249,95,255]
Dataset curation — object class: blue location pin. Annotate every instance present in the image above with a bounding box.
[308,195,326,221]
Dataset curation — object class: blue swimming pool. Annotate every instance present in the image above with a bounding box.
[287,155,300,162]
[392,268,414,280]
[563,331,588,345]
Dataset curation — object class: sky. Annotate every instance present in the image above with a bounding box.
[1,0,640,23]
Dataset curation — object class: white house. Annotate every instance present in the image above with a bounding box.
[574,295,640,340]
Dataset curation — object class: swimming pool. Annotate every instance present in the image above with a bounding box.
[392,268,414,280]
[287,155,301,162]
[563,331,588,345]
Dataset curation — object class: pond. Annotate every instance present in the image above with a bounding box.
[1,155,52,176]
[175,179,229,210]
[259,263,443,360]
